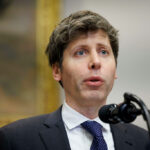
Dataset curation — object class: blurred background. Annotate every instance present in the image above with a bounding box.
[0,0,150,129]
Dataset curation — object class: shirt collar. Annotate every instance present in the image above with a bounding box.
[62,101,110,132]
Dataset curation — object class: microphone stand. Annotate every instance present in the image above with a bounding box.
[124,92,150,136]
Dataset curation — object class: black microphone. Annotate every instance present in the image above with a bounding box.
[99,102,141,124]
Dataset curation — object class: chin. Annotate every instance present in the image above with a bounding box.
[83,92,106,102]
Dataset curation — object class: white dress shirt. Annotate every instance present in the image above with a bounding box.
[62,102,115,150]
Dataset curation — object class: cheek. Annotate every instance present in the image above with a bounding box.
[61,63,86,87]
[61,64,76,84]
[103,63,116,80]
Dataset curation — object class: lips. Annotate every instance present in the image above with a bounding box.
[84,76,104,87]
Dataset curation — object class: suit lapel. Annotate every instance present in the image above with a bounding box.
[111,124,135,150]
[39,107,71,150]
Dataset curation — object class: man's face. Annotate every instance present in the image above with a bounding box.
[53,29,117,108]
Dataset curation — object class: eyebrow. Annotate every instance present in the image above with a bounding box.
[97,43,112,50]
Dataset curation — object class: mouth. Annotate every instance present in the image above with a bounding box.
[84,76,104,87]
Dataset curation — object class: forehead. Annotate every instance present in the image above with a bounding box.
[66,29,111,50]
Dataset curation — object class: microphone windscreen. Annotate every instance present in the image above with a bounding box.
[99,104,115,123]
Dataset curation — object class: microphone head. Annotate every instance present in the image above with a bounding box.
[99,104,121,124]
[118,103,137,123]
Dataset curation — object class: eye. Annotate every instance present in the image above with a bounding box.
[75,49,87,56]
[100,49,109,55]
[101,50,107,54]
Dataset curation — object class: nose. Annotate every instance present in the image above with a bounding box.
[88,52,101,70]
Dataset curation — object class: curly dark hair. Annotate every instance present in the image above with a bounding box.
[45,10,119,67]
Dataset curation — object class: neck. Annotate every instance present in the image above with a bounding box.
[66,99,106,119]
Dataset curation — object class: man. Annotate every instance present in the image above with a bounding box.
[0,10,149,150]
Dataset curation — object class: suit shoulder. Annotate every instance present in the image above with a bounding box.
[0,108,63,150]
[0,107,62,135]
[1,106,62,130]
[0,114,48,133]
[111,123,149,140]
[119,123,147,134]
[111,123,150,150]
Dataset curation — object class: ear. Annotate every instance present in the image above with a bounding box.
[114,72,118,79]
[52,63,61,81]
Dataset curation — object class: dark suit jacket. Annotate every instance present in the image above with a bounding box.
[0,107,149,150]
